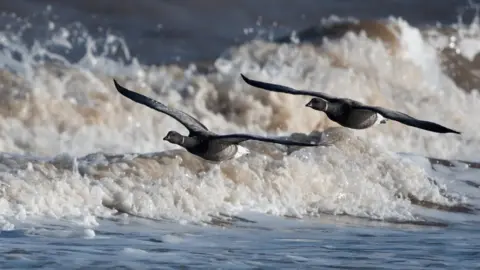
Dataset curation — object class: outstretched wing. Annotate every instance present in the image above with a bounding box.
[353,105,461,134]
[241,74,338,101]
[113,80,209,134]
[210,133,321,146]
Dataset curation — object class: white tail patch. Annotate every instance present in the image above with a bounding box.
[374,113,388,126]
[234,145,251,159]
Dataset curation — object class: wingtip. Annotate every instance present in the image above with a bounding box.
[240,73,248,81]
[112,78,121,89]
[444,130,461,135]
[112,79,129,94]
[448,128,461,135]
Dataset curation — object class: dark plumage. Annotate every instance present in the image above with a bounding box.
[113,80,321,162]
[241,74,460,134]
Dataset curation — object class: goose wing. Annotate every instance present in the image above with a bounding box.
[210,133,321,146]
[113,80,209,134]
[241,74,338,101]
[352,105,461,134]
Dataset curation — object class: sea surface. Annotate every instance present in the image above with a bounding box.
[0,0,479,269]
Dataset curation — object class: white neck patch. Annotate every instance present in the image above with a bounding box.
[234,145,251,159]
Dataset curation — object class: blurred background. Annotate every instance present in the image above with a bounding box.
[0,0,470,65]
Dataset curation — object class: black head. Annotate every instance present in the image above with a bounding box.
[306,98,328,112]
[163,131,185,145]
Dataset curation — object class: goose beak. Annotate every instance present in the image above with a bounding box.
[305,100,313,107]
[163,135,168,141]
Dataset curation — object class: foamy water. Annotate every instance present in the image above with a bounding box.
[0,5,479,269]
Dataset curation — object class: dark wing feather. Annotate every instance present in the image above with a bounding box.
[210,133,320,146]
[241,74,338,101]
[113,80,209,134]
[352,105,461,134]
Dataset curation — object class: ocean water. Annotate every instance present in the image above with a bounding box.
[0,1,479,269]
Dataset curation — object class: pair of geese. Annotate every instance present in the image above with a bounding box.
[113,75,460,162]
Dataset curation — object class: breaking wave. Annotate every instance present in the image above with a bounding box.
[0,10,479,231]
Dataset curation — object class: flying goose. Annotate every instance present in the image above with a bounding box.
[240,74,460,134]
[113,80,321,162]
